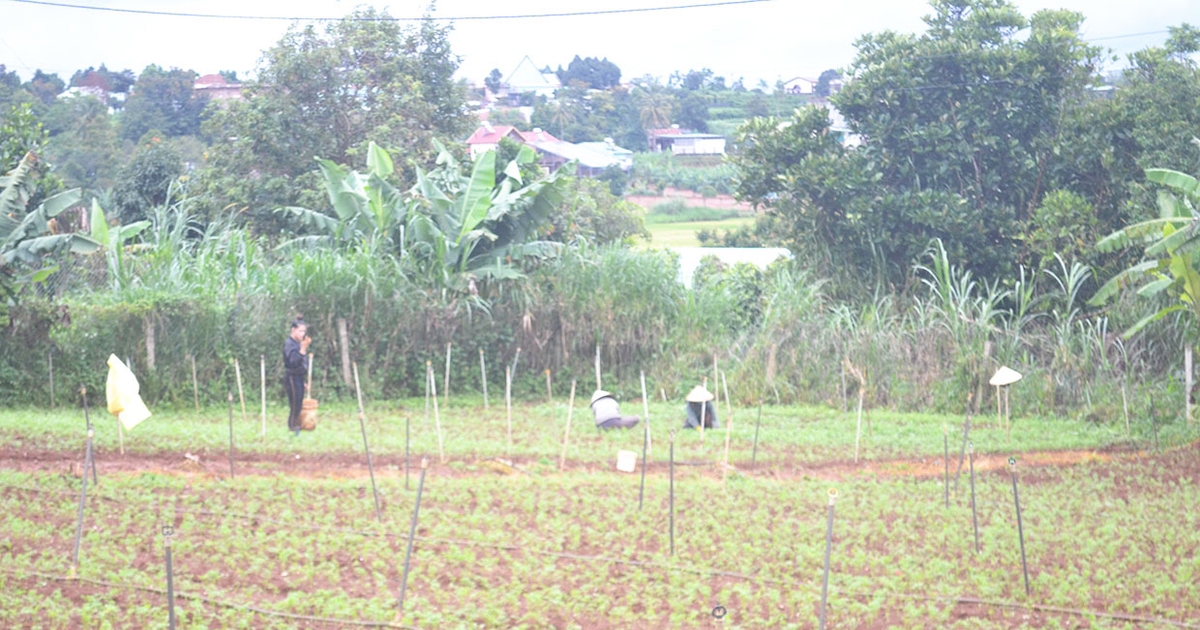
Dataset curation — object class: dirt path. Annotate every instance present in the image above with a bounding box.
[0,443,1158,483]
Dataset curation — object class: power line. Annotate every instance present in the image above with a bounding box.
[6,0,774,21]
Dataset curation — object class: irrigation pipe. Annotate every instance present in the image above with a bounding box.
[5,489,1198,630]
[0,567,418,629]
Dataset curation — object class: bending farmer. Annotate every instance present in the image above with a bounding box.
[683,385,718,429]
[283,319,311,436]
[590,390,640,430]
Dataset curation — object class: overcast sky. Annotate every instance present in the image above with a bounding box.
[0,0,1192,86]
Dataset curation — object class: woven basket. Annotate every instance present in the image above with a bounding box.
[300,398,318,431]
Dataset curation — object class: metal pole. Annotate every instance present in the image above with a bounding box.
[81,386,97,485]
[954,403,973,491]
[943,426,949,509]
[397,459,428,615]
[405,414,411,491]
[667,427,676,554]
[352,363,382,522]
[479,349,488,409]
[819,488,838,630]
[69,426,93,578]
[751,400,763,469]
[227,393,235,480]
[1009,457,1031,596]
[163,526,176,630]
[640,371,652,457]
[505,366,513,454]
[969,443,980,554]
[638,411,648,511]
[428,362,445,464]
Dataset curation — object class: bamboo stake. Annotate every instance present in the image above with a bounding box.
[443,342,451,407]
[259,355,266,439]
[427,362,444,463]
[545,369,553,405]
[559,380,576,471]
[699,377,707,443]
[424,359,430,427]
[721,371,733,486]
[1188,345,1194,425]
[660,388,666,403]
[1004,386,1012,443]
[594,343,602,391]
[234,358,247,423]
[511,347,521,381]
[1121,382,1130,437]
[505,366,513,452]
[996,384,1002,426]
[712,355,720,412]
[306,354,314,396]
[480,349,489,409]
[854,390,863,464]
[190,354,199,411]
[640,371,651,457]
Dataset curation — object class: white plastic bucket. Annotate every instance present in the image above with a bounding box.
[616,450,637,473]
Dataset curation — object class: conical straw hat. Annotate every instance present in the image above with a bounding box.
[590,390,613,406]
[685,385,715,403]
[989,366,1023,387]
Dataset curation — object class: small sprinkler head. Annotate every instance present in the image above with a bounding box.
[828,487,839,505]
[420,457,429,470]
[1008,456,1017,473]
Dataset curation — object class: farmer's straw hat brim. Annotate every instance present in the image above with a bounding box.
[590,390,613,406]
[686,385,715,403]
[989,366,1023,387]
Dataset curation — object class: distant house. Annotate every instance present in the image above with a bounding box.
[824,104,862,148]
[193,74,243,101]
[465,123,561,159]
[647,126,726,155]
[464,123,631,176]
[504,56,560,100]
[575,139,634,170]
[783,77,817,95]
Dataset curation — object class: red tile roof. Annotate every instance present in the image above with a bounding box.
[194,74,229,87]
[466,125,559,145]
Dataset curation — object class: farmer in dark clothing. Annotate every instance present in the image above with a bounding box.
[683,385,719,429]
[283,319,311,436]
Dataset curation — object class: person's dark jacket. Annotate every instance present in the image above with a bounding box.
[283,337,309,378]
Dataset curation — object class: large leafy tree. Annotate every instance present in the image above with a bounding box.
[119,65,207,141]
[555,56,622,90]
[195,9,472,231]
[43,95,122,193]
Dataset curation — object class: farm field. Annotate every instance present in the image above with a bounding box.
[644,217,754,248]
[1,399,1198,628]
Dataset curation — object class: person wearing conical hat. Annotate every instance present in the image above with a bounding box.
[683,385,718,429]
[590,390,640,430]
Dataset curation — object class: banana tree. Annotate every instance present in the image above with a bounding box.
[87,199,150,292]
[1090,167,1200,337]
[1,152,100,313]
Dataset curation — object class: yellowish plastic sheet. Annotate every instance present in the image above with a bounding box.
[105,354,151,430]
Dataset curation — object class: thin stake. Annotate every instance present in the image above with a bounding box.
[594,343,602,391]
[840,364,847,415]
[48,350,54,409]
[353,363,382,523]
[226,393,235,480]
[819,488,838,630]
[638,409,649,511]
[424,362,430,427]
[969,443,980,554]
[479,349,489,409]
[405,414,411,491]
[640,371,652,457]
[511,347,521,382]
[660,388,666,403]
[443,342,451,407]
[751,400,763,469]
[853,391,864,463]
[1121,382,1130,437]
[943,426,950,509]
[712,354,719,412]
[163,526,176,630]
[721,371,733,486]
[1009,457,1031,596]
[81,386,97,485]
[1004,386,1011,443]
[397,459,428,616]
[1150,401,1160,453]
[260,355,266,440]
[505,366,513,453]
[669,429,676,556]
[559,380,576,471]
[234,358,248,423]
[954,395,974,491]
[116,392,125,457]
[699,377,707,443]
[70,426,94,578]
[428,362,445,464]
[190,354,199,411]
[545,369,553,405]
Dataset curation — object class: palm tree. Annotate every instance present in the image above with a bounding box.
[636,87,677,131]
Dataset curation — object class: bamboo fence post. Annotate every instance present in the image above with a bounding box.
[640,371,651,457]
[260,355,266,439]
[699,377,707,444]
[854,390,863,464]
[443,342,451,408]
[427,362,444,464]
[511,347,521,382]
[1005,386,1012,443]
[480,349,488,409]
[190,354,199,411]
[505,366,513,453]
[559,380,576,471]
[234,358,248,423]
[721,372,734,486]
[1121,382,1130,437]
[594,343,602,391]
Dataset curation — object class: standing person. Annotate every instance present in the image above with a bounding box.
[283,319,311,436]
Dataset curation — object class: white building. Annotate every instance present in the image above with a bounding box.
[504,56,560,98]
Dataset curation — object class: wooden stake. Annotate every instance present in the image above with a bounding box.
[640,371,651,457]
[699,377,707,443]
[424,359,430,427]
[443,342,451,407]
[721,371,733,486]
[1187,345,1194,424]
[996,384,1002,426]
[594,343,602,391]
[559,379,576,471]
[505,366,513,452]
[854,390,863,464]
[234,358,247,423]
[1121,382,1130,437]
[428,362,444,463]
[1005,386,1012,443]
[259,355,266,439]
[660,388,666,402]
[190,354,199,411]
[712,355,720,412]
[337,317,352,388]
[545,369,553,405]
[479,349,488,409]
